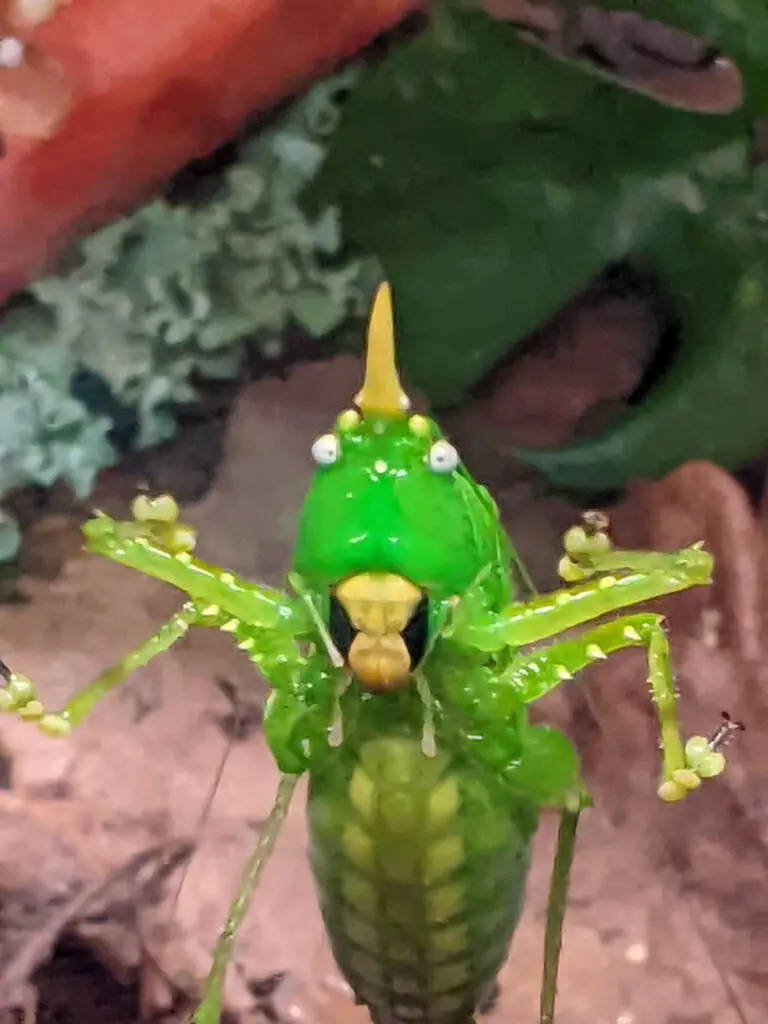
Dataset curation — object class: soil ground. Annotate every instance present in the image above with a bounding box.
[0,284,766,1024]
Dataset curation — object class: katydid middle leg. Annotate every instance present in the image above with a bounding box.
[539,787,590,1024]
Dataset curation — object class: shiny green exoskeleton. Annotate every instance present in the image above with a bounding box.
[0,284,736,1024]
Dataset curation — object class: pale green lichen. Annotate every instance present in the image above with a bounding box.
[0,68,379,561]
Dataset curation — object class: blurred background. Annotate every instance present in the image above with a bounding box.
[0,2,766,1022]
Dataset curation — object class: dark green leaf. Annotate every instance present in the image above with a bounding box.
[307,8,748,406]
[516,169,768,489]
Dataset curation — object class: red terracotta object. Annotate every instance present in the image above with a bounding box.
[0,0,414,302]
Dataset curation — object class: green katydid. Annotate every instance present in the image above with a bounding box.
[0,282,737,1024]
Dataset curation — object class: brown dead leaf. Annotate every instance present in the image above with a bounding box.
[482,0,742,113]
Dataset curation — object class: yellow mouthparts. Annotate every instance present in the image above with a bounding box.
[334,572,422,691]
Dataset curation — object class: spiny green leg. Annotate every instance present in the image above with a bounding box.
[0,599,314,737]
[451,545,713,651]
[82,494,309,635]
[539,789,589,1024]
[192,773,299,1024]
[449,509,713,653]
[0,603,200,735]
[554,515,712,588]
[499,613,727,801]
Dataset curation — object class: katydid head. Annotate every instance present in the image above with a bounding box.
[292,282,506,692]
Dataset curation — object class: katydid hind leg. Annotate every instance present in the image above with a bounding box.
[192,773,299,1024]
[168,676,278,928]
[167,712,244,925]
[539,797,585,1024]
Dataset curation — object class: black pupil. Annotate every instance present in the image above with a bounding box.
[402,596,428,668]
[329,597,355,660]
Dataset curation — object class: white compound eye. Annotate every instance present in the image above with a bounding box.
[311,433,340,467]
[427,439,460,474]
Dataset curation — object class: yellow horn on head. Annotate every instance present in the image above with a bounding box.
[355,282,411,418]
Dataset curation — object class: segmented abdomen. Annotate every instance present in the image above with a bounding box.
[307,735,537,1024]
